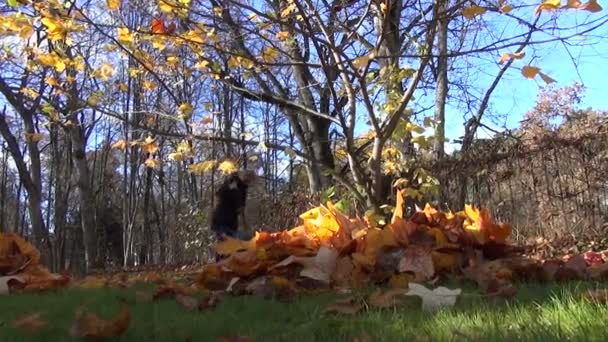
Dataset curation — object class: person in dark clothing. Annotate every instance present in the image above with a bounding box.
[210,170,256,244]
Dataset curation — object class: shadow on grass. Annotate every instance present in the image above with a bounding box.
[0,280,607,341]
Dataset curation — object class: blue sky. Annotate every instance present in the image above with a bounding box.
[438,9,608,150]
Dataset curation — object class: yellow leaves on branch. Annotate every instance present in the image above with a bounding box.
[352,49,377,70]
[462,5,487,19]
[189,160,217,174]
[37,53,67,73]
[0,14,34,39]
[521,65,556,84]
[535,0,603,15]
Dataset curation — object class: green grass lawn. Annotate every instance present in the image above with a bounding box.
[1,281,608,342]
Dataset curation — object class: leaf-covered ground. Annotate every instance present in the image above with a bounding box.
[1,281,608,342]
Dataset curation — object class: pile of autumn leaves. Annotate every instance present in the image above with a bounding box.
[207,189,608,298]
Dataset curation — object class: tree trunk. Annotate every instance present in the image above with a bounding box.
[69,124,99,270]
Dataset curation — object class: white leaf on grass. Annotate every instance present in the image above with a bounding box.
[405,282,461,311]
[0,275,23,295]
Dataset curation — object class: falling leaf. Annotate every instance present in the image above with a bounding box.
[107,0,120,10]
[498,51,525,64]
[69,303,130,339]
[522,65,541,79]
[538,71,556,84]
[462,5,487,19]
[142,136,159,154]
[112,139,128,151]
[578,0,603,12]
[405,283,461,311]
[13,312,48,332]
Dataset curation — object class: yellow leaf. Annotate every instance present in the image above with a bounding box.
[176,140,192,154]
[521,65,540,79]
[498,51,525,64]
[144,158,160,169]
[45,77,60,87]
[41,17,65,41]
[178,103,193,119]
[143,80,156,90]
[54,59,66,73]
[189,160,217,174]
[152,36,166,51]
[107,0,120,10]
[462,5,487,19]
[261,47,279,63]
[276,31,290,40]
[159,0,175,13]
[500,4,514,13]
[95,63,115,80]
[217,160,238,174]
[168,152,184,161]
[194,59,210,70]
[213,237,255,255]
[111,139,128,151]
[142,136,159,154]
[352,50,376,70]
[24,132,43,143]
[534,0,562,15]
[280,3,297,17]
[117,27,134,44]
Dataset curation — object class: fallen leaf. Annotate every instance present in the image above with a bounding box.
[199,292,220,310]
[69,303,130,339]
[12,312,48,332]
[405,283,461,311]
[0,275,23,294]
[398,246,435,280]
[368,288,407,309]
[175,294,199,311]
